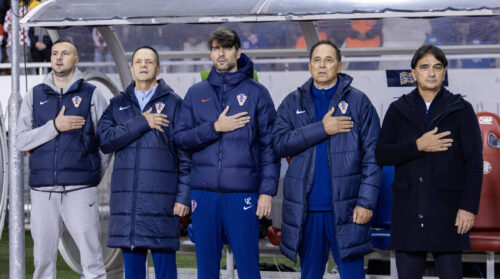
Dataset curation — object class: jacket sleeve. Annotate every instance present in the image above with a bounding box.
[272,94,329,158]
[375,103,424,166]
[256,89,280,196]
[15,88,59,152]
[458,102,483,214]
[173,90,221,152]
[97,98,151,154]
[172,99,192,206]
[356,95,382,210]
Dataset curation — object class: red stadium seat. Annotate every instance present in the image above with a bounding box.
[469,112,500,279]
[267,226,281,246]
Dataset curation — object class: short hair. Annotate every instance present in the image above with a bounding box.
[309,41,342,62]
[131,46,160,67]
[52,38,78,55]
[411,44,448,69]
[208,29,241,50]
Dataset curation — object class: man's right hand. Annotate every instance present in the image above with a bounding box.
[143,107,169,132]
[54,105,86,132]
[214,106,251,133]
[322,107,353,136]
[416,127,453,152]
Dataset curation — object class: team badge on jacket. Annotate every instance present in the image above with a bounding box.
[338,100,349,114]
[237,94,247,106]
[72,96,82,108]
[155,102,165,113]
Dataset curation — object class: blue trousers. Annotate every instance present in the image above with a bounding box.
[122,248,177,279]
[299,211,365,279]
[191,190,261,279]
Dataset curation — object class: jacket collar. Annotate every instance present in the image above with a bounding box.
[43,68,85,95]
[394,87,464,131]
[297,73,354,115]
[206,53,254,88]
[123,79,174,110]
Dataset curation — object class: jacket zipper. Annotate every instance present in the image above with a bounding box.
[54,89,63,184]
[130,107,142,250]
[216,74,226,191]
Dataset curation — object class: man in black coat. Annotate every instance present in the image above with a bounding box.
[375,44,483,278]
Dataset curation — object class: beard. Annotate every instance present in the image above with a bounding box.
[213,60,237,73]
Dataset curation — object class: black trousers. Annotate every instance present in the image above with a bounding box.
[395,250,462,279]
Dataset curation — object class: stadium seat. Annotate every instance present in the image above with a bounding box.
[469,112,500,279]
[267,226,281,246]
[370,165,394,250]
[368,165,397,278]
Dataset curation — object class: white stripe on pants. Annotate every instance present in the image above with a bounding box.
[30,187,106,279]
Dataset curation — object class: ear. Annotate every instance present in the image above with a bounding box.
[74,55,79,65]
[155,65,161,76]
[411,69,417,82]
[236,48,242,59]
[338,62,344,73]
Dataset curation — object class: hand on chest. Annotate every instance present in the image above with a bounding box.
[198,91,255,122]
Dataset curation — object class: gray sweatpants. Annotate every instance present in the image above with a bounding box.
[30,187,106,279]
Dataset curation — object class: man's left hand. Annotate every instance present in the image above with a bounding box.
[455,209,475,234]
[173,202,190,217]
[353,206,373,224]
[256,194,272,219]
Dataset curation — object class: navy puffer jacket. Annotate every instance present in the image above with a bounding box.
[174,54,279,195]
[272,74,381,261]
[97,79,190,251]
[30,80,100,187]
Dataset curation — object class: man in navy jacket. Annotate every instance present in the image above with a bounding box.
[98,46,190,279]
[272,41,381,278]
[174,29,280,279]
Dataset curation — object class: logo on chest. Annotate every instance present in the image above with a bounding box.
[237,94,247,106]
[72,96,82,108]
[338,100,349,115]
[155,102,165,113]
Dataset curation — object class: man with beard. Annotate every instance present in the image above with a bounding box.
[16,39,109,279]
[174,29,280,279]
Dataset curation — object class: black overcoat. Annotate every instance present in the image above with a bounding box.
[375,88,483,251]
